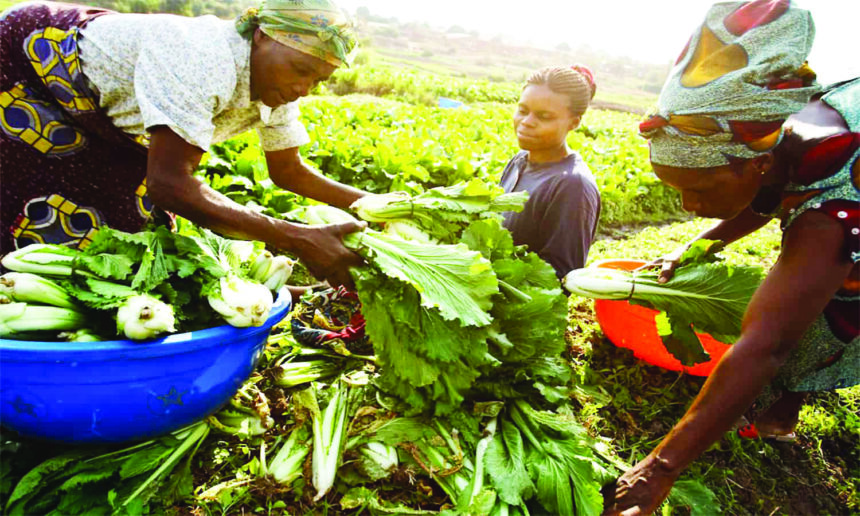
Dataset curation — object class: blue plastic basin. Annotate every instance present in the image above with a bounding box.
[0,288,291,444]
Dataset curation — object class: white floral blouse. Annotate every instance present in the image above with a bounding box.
[77,12,310,152]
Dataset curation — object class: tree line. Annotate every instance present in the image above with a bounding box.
[82,0,255,17]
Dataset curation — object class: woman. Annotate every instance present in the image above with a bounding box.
[602,1,858,514]
[499,65,601,279]
[0,0,365,289]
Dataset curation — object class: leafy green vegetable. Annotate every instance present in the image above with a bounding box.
[4,422,209,516]
[351,178,527,244]
[564,240,764,365]
[304,204,499,327]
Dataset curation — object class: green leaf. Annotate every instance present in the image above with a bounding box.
[569,456,604,516]
[372,418,438,445]
[530,454,574,516]
[485,419,535,505]
[460,218,515,262]
[340,486,440,514]
[656,311,711,366]
[86,278,138,299]
[679,239,724,266]
[119,445,174,479]
[628,262,762,341]
[80,253,135,280]
[6,453,85,508]
[667,479,721,515]
[352,230,499,327]
[58,469,116,491]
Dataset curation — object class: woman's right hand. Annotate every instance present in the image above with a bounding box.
[637,243,691,283]
[289,221,366,291]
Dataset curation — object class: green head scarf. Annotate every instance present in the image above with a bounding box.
[640,0,820,168]
[237,0,357,68]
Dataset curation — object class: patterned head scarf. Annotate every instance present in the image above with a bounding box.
[236,0,357,68]
[640,0,820,168]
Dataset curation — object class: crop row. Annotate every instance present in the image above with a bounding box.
[200,95,682,228]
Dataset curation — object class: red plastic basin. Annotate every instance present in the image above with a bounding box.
[591,259,730,376]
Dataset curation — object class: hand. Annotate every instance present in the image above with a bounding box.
[636,244,690,284]
[601,455,679,516]
[291,221,366,291]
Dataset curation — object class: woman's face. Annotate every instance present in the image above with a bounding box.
[651,156,771,219]
[513,84,579,152]
[250,29,337,108]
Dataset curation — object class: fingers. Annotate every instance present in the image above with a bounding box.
[658,260,676,283]
[633,261,661,272]
[333,273,356,292]
[333,220,367,236]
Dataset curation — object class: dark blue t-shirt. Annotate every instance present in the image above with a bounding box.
[499,151,600,278]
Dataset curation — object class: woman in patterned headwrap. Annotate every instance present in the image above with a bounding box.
[0,0,365,289]
[602,1,859,514]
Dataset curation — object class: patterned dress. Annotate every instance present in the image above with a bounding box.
[0,2,136,254]
[0,2,310,254]
[749,78,860,409]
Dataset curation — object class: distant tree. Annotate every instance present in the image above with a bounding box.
[356,6,370,19]
[447,25,466,34]
[556,42,571,52]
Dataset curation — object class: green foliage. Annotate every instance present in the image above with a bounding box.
[324,64,523,105]
[199,94,682,228]
[81,0,255,16]
[5,423,209,515]
[567,239,765,365]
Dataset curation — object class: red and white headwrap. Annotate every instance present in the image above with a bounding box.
[640,0,820,168]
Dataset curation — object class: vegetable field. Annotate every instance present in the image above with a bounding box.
[202,94,682,228]
[2,88,858,515]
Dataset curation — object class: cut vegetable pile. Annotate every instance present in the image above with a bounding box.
[2,181,717,515]
[0,226,293,341]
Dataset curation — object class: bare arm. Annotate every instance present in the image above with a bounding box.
[653,207,773,282]
[690,206,773,245]
[602,210,853,515]
[145,126,364,289]
[266,147,367,210]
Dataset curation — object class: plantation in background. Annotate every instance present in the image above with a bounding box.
[200,94,682,230]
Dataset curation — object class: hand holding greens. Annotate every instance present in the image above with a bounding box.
[564,240,765,365]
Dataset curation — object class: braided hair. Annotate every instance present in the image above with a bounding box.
[525,64,597,118]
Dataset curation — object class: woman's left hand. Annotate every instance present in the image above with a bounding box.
[601,454,679,516]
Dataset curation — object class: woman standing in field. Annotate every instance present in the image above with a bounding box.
[499,65,601,279]
[0,0,365,288]
[602,1,858,514]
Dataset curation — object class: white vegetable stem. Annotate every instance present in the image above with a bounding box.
[116,294,176,341]
[311,379,352,502]
[0,244,95,277]
[0,272,78,309]
[0,302,88,337]
[207,275,273,327]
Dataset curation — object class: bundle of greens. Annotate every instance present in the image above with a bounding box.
[0,226,292,341]
[4,422,210,516]
[345,400,618,516]
[302,180,570,415]
[350,178,528,243]
[564,240,765,365]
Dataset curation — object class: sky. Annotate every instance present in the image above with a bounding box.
[335,0,858,86]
